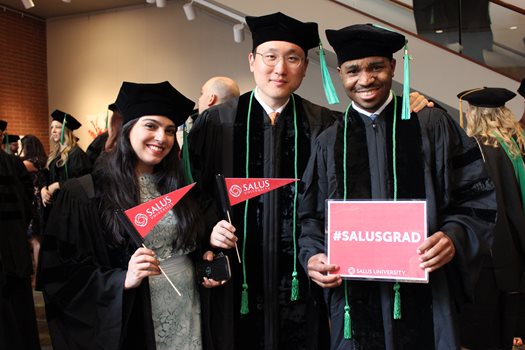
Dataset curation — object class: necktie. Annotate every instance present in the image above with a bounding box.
[369,113,378,121]
[268,111,279,125]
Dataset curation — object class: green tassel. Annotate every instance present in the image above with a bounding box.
[319,42,339,105]
[60,114,67,145]
[290,272,299,301]
[240,283,249,315]
[401,43,411,120]
[393,282,402,319]
[181,127,194,184]
[344,305,352,339]
[105,109,109,130]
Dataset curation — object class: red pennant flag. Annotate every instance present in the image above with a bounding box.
[225,178,298,206]
[124,183,195,238]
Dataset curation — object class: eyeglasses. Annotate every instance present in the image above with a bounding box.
[255,52,304,68]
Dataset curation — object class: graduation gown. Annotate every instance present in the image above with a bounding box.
[86,132,109,165]
[47,146,92,185]
[299,97,497,350]
[37,174,156,350]
[0,151,41,350]
[188,92,336,350]
[460,144,525,349]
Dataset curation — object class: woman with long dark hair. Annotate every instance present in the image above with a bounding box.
[37,81,213,350]
[19,134,48,275]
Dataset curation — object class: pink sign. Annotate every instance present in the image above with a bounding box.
[327,200,428,282]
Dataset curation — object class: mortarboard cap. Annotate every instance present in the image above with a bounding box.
[326,24,406,66]
[115,81,195,127]
[457,87,516,108]
[51,109,82,131]
[108,103,118,112]
[2,134,20,144]
[246,12,319,55]
[457,87,516,128]
[518,79,525,98]
[0,119,6,132]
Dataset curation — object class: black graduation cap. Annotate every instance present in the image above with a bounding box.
[108,103,118,112]
[115,81,195,127]
[51,109,82,131]
[2,134,20,144]
[457,87,516,108]
[518,78,525,98]
[326,24,406,66]
[0,119,6,132]
[246,12,319,55]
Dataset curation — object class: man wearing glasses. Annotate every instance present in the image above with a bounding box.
[188,12,430,350]
[189,12,333,350]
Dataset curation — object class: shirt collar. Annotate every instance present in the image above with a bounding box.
[351,91,393,117]
[254,87,289,115]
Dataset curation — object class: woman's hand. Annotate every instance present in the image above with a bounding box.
[41,182,60,207]
[200,250,227,288]
[124,247,160,289]
[210,220,237,249]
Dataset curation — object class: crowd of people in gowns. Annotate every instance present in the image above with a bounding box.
[1,10,525,350]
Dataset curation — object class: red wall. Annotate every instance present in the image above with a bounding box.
[0,8,49,151]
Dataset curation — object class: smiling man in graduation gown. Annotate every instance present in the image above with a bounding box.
[298,24,497,349]
[188,12,335,350]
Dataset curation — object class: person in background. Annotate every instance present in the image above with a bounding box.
[40,109,92,214]
[19,134,48,279]
[0,124,41,350]
[197,76,241,115]
[2,134,20,155]
[86,103,124,165]
[37,81,218,350]
[457,87,525,350]
[299,24,497,350]
[188,12,432,350]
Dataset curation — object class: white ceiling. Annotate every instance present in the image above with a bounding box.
[0,0,147,19]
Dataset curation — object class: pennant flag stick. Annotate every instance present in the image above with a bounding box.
[115,210,182,296]
[114,183,197,297]
[216,174,241,263]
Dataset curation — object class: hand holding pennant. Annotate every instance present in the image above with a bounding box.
[215,174,241,263]
[115,183,196,296]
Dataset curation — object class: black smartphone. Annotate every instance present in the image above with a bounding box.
[196,254,231,282]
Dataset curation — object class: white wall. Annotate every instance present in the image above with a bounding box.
[47,0,523,149]
[46,1,346,149]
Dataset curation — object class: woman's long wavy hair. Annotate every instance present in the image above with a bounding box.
[94,119,204,250]
[465,105,525,158]
[46,126,78,168]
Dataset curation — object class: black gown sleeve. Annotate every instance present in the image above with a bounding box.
[37,177,130,350]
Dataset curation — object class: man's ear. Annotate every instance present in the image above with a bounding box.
[208,94,218,108]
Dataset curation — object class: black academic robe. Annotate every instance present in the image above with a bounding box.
[0,151,41,350]
[86,132,109,165]
[188,92,337,350]
[460,144,525,349]
[47,146,92,185]
[299,97,497,350]
[37,175,156,350]
[44,146,92,224]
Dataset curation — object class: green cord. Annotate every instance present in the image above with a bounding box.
[240,90,256,315]
[342,91,403,329]
[290,94,300,301]
[60,113,67,145]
